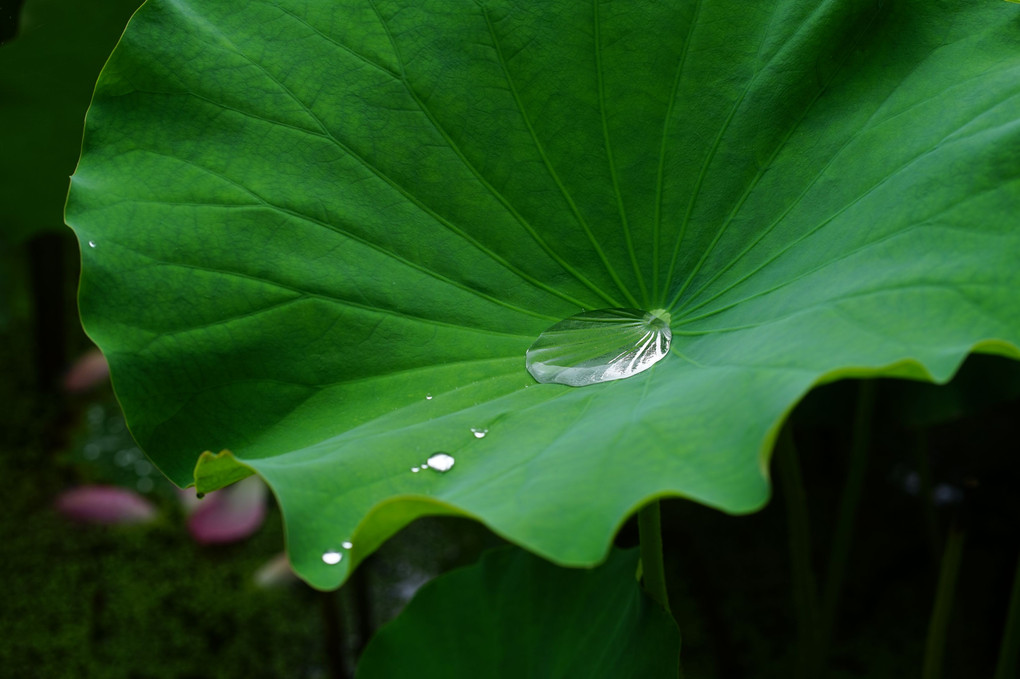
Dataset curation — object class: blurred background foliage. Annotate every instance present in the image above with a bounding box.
[1,0,1019,677]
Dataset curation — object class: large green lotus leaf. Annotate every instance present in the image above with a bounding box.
[66,0,1020,588]
[356,547,679,678]
[0,0,141,243]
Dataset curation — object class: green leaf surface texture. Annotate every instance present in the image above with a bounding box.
[67,0,1020,588]
[355,547,680,678]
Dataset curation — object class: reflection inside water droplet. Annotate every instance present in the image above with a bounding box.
[322,551,343,565]
[470,427,488,439]
[424,453,455,472]
[526,308,671,387]
[425,393,433,400]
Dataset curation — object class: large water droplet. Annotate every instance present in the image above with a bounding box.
[424,452,455,472]
[322,550,343,565]
[526,308,671,387]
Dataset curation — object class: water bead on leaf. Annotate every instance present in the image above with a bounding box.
[526,308,672,387]
[424,453,455,472]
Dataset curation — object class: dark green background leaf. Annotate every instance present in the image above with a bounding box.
[67,0,1020,588]
[356,547,680,679]
[0,0,140,243]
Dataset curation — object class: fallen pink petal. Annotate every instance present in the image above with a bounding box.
[62,348,110,392]
[187,476,268,545]
[55,485,158,525]
[253,552,299,588]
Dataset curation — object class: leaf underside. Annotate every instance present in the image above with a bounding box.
[67,0,1020,588]
[355,547,680,679]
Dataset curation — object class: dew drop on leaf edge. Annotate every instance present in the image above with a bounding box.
[526,308,672,387]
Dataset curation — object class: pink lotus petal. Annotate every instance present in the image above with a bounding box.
[63,349,110,392]
[253,552,299,588]
[187,476,267,544]
[55,485,158,524]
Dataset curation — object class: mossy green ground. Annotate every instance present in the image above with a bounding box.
[0,278,320,677]
[0,420,322,678]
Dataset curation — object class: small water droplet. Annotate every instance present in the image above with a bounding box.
[341,541,353,550]
[425,393,433,400]
[411,466,421,473]
[526,308,671,387]
[88,240,96,248]
[322,551,343,565]
[470,427,488,439]
[425,452,455,472]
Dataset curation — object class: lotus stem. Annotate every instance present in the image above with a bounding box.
[638,500,671,614]
[777,423,820,678]
[818,380,876,668]
[993,551,1020,679]
[923,523,966,679]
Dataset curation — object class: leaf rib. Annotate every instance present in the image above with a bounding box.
[117,147,558,322]
[365,0,620,313]
[116,241,541,338]
[163,0,594,313]
[652,0,701,303]
[674,31,1019,316]
[674,281,1010,341]
[674,118,1020,325]
[593,0,648,307]
[664,1,830,310]
[478,1,637,309]
[272,4,403,80]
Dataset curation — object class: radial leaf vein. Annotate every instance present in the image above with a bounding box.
[663,3,786,309]
[273,4,402,80]
[593,0,648,307]
[121,147,557,322]
[477,1,636,309]
[652,0,701,302]
[667,2,880,312]
[365,0,616,312]
[675,117,1017,323]
[118,242,540,337]
[174,17,601,313]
